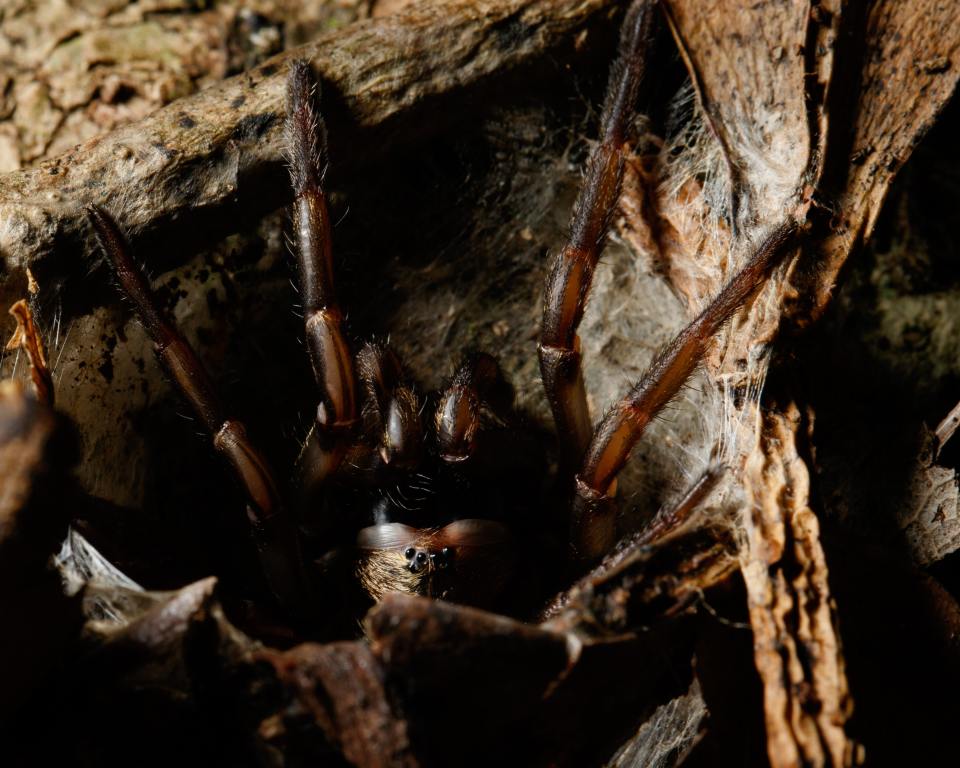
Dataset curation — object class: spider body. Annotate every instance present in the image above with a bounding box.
[85,0,800,629]
[355,520,513,605]
[345,456,534,609]
[303,343,552,613]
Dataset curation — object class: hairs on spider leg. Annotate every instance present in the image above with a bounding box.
[8,344,21,381]
[539,0,660,471]
[52,330,73,386]
[643,375,717,488]
[333,205,351,229]
[285,59,327,192]
[694,587,751,631]
[570,218,800,561]
[640,97,792,468]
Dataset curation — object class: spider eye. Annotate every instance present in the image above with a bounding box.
[416,551,428,565]
[404,547,415,560]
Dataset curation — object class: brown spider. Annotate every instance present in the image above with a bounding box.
[85,0,799,628]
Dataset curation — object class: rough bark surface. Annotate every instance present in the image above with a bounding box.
[617,1,960,765]
[802,0,960,324]
[0,0,619,274]
[256,640,418,768]
[740,404,853,767]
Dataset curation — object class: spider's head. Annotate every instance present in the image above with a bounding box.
[355,520,515,606]
[402,544,453,574]
[355,545,429,602]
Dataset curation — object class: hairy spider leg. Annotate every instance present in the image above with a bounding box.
[286,59,360,494]
[88,206,312,615]
[435,353,515,464]
[634,464,724,548]
[539,464,724,621]
[539,0,658,472]
[571,220,801,560]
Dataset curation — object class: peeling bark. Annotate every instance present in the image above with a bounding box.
[617,1,960,764]
[800,0,960,324]
[901,428,960,566]
[740,403,853,768]
[256,641,417,768]
[0,0,620,274]
[543,506,739,636]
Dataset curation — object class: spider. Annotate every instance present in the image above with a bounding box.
[83,0,799,628]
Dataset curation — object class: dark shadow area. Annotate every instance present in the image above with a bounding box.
[799,89,960,764]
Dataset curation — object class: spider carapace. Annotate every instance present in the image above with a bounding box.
[87,0,800,627]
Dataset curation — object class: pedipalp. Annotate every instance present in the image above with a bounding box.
[357,342,422,472]
[436,353,514,464]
